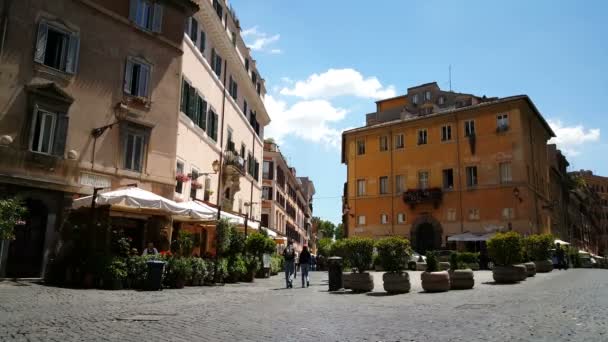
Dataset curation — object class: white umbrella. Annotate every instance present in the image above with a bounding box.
[174,201,217,220]
[192,200,260,230]
[554,239,570,246]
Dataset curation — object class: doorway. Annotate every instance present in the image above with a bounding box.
[6,199,48,278]
[415,223,437,254]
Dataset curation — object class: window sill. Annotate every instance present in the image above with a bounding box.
[33,63,74,83]
[124,94,151,110]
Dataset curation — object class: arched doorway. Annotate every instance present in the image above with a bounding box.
[6,199,48,278]
[410,214,443,254]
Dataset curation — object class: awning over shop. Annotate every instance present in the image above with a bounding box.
[447,232,496,242]
[185,200,260,231]
[554,239,570,246]
[261,227,277,238]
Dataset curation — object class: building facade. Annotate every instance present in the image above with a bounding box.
[261,141,314,251]
[173,0,271,254]
[342,82,555,253]
[547,144,571,243]
[0,0,197,277]
[569,170,608,254]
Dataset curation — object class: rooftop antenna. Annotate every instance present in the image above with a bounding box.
[449,65,452,91]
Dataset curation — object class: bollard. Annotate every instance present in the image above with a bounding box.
[327,256,343,291]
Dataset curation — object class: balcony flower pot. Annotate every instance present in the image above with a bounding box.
[492,265,526,284]
[421,271,450,292]
[449,269,474,290]
[175,173,191,182]
[191,181,203,190]
[382,272,410,294]
[533,260,553,273]
[523,262,537,277]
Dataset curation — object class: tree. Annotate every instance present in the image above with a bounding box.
[335,223,345,240]
[0,197,27,241]
[313,217,336,239]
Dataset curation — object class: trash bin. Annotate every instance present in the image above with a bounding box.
[145,260,165,291]
[328,256,343,291]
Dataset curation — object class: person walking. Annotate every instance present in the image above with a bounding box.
[299,245,312,288]
[282,240,296,288]
[556,243,566,270]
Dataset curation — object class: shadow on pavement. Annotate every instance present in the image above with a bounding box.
[365,292,403,297]
[482,281,520,286]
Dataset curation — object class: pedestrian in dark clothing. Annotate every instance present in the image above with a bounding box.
[556,243,566,270]
[283,240,296,288]
[299,245,312,288]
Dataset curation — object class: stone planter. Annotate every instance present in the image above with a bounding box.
[492,265,526,284]
[523,262,536,277]
[439,262,451,271]
[343,273,352,289]
[533,260,554,273]
[416,262,427,271]
[513,264,528,281]
[421,271,450,292]
[382,272,411,294]
[348,272,374,292]
[449,269,474,290]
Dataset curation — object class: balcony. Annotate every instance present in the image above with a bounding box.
[223,150,245,174]
[403,188,443,208]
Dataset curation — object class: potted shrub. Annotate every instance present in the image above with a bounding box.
[344,237,375,292]
[487,232,526,283]
[104,257,127,290]
[421,251,450,292]
[525,234,554,273]
[449,253,474,290]
[191,258,207,286]
[243,255,260,282]
[375,236,411,294]
[166,257,192,289]
[458,252,480,270]
[226,255,246,283]
[245,232,275,278]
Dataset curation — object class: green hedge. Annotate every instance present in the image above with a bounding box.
[375,237,411,273]
[523,234,553,261]
[487,232,523,266]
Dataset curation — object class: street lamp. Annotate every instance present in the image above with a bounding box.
[243,202,258,236]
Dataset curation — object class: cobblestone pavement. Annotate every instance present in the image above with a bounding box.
[1,269,607,342]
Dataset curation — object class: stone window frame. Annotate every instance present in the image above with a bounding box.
[34,18,80,75]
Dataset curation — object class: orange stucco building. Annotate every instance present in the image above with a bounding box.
[341,82,556,253]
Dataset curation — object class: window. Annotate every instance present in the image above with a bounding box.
[381,214,388,224]
[245,58,249,71]
[252,71,258,85]
[190,169,199,199]
[379,176,388,194]
[468,208,480,221]
[175,161,184,193]
[417,129,427,145]
[123,124,148,172]
[466,166,478,187]
[379,136,389,151]
[447,208,456,221]
[231,31,236,46]
[357,139,365,155]
[180,79,207,130]
[203,177,212,201]
[497,114,509,131]
[418,171,429,189]
[442,169,454,189]
[438,96,445,105]
[357,179,366,196]
[262,186,273,200]
[30,108,68,156]
[441,125,452,141]
[502,208,514,220]
[394,134,404,149]
[412,93,419,104]
[395,175,405,193]
[263,160,274,180]
[357,215,366,225]
[243,100,248,118]
[124,58,151,98]
[240,143,246,159]
[425,91,431,101]
[229,77,238,100]
[213,0,223,19]
[129,0,163,32]
[464,120,476,137]
[199,30,206,52]
[207,109,218,141]
[397,213,406,224]
[499,162,512,183]
[34,21,80,74]
[186,17,198,44]
[211,49,222,78]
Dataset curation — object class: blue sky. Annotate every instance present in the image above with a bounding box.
[232,0,608,224]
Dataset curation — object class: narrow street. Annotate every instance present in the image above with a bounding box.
[1,269,607,341]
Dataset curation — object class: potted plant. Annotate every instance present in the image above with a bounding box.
[166,257,192,289]
[375,236,411,294]
[104,257,127,290]
[191,258,207,286]
[487,232,526,283]
[175,173,191,183]
[245,232,275,278]
[421,251,450,292]
[525,234,554,273]
[458,252,480,270]
[243,255,260,282]
[191,180,203,190]
[449,253,474,290]
[343,237,375,292]
[226,255,247,283]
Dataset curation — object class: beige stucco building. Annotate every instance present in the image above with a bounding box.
[174,0,270,227]
[0,0,197,277]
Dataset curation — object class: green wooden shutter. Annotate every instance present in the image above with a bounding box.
[52,114,69,157]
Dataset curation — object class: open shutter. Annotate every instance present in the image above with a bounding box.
[65,33,80,74]
[129,0,138,22]
[254,161,260,181]
[52,114,69,157]
[190,18,198,43]
[212,112,218,141]
[180,79,188,113]
[152,3,163,33]
[198,98,207,130]
[34,22,48,63]
[138,63,150,97]
[187,84,196,118]
[200,31,206,52]
[123,60,134,94]
[269,161,274,180]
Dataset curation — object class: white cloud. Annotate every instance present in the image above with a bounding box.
[242,26,281,53]
[264,95,347,147]
[548,119,600,156]
[280,68,397,100]
[280,77,293,84]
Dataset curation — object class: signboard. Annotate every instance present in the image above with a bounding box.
[79,172,112,188]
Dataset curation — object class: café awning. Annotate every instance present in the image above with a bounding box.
[188,200,260,231]
[554,239,570,246]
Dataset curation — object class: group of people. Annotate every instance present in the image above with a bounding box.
[282,239,313,288]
